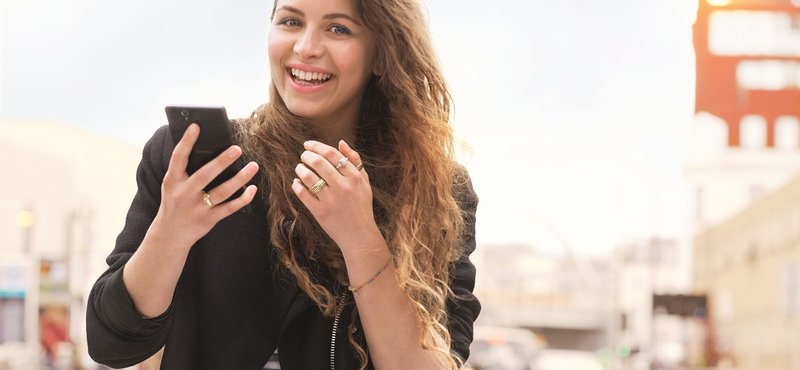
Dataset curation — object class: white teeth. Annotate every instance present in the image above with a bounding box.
[290,68,332,84]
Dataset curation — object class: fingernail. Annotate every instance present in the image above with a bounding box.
[228,146,240,158]
[340,139,349,148]
[188,124,198,135]
[247,162,258,174]
[303,141,312,148]
[247,185,257,195]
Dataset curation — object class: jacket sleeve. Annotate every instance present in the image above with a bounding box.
[447,168,481,364]
[86,125,175,367]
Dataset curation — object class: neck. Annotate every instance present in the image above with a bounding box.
[306,107,360,148]
[311,119,357,147]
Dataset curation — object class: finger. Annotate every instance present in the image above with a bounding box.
[294,163,322,188]
[206,161,259,203]
[300,150,341,183]
[304,140,348,170]
[210,184,258,217]
[166,123,200,180]
[338,140,364,173]
[291,178,319,206]
[188,145,243,190]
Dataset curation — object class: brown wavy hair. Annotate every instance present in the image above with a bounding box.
[237,0,468,368]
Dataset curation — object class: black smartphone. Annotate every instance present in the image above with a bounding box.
[165,105,244,202]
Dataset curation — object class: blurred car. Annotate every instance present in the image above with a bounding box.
[466,326,544,370]
[534,349,604,370]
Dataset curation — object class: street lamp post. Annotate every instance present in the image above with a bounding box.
[15,209,35,253]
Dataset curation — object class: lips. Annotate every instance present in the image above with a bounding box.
[289,67,333,86]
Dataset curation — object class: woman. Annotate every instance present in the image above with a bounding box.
[86,0,480,369]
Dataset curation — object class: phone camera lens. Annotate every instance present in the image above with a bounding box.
[180,109,190,117]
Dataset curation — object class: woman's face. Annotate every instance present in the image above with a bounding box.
[268,0,377,127]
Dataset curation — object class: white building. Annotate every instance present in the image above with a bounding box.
[685,112,800,230]
[688,0,800,231]
[0,118,142,369]
[474,244,613,352]
[610,238,695,370]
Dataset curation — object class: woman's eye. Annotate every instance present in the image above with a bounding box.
[330,25,352,35]
[278,18,301,27]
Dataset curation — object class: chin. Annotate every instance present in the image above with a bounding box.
[283,101,321,121]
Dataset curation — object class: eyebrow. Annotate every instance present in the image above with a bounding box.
[277,5,362,26]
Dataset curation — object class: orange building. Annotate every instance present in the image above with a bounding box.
[694,0,800,147]
[690,1,800,368]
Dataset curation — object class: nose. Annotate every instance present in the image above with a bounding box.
[293,28,324,60]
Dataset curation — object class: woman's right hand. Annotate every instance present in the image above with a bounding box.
[151,123,259,251]
[123,123,258,318]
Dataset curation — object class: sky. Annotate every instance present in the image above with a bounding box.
[1,0,700,256]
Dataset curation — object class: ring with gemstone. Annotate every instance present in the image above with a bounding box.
[335,157,348,169]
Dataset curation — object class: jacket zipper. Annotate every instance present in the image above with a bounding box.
[330,291,348,370]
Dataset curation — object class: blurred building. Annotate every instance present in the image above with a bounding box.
[687,0,800,369]
[0,119,142,369]
[610,238,695,370]
[693,173,800,370]
[686,0,800,228]
[611,238,705,370]
[473,245,612,352]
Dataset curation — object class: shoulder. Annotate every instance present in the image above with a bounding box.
[141,125,174,168]
[230,117,253,142]
[453,165,478,212]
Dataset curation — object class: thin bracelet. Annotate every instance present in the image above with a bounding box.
[349,257,393,294]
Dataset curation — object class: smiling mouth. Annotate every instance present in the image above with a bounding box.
[289,68,333,86]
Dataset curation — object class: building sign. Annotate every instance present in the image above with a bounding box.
[0,263,27,298]
[652,294,708,317]
[694,0,800,147]
[709,11,800,57]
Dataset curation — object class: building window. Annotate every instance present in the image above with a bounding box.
[736,60,800,90]
[691,112,729,159]
[0,298,25,343]
[782,263,800,314]
[775,116,800,150]
[795,204,800,242]
[709,11,800,57]
[747,241,758,264]
[740,115,768,149]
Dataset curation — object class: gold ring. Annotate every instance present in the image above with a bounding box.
[309,178,327,196]
[203,193,215,207]
[355,162,364,171]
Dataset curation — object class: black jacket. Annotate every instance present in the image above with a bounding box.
[86,125,481,369]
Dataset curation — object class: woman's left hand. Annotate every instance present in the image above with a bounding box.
[291,140,383,257]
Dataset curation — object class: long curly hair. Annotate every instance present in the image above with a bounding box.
[237,0,468,368]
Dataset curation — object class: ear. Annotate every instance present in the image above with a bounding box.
[372,49,384,77]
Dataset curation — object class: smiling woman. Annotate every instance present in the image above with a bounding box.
[268,0,378,140]
[84,0,480,369]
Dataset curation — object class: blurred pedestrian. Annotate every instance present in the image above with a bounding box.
[40,306,68,368]
[85,0,480,369]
